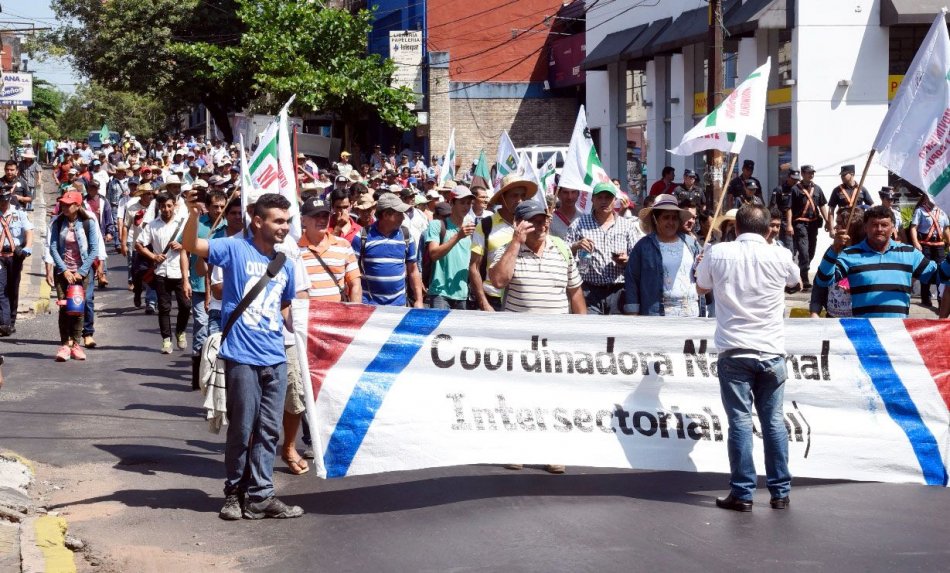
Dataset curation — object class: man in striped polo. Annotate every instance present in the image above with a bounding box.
[351,193,424,307]
[816,205,950,317]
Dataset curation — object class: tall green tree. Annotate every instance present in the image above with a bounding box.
[29,80,65,126]
[58,83,166,139]
[44,0,248,141]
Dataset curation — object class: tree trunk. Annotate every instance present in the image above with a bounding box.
[203,99,234,143]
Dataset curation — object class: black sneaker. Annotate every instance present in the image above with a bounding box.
[134,292,142,308]
[243,496,304,520]
[219,493,244,521]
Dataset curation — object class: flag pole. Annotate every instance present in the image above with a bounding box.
[704,153,739,244]
[843,149,876,232]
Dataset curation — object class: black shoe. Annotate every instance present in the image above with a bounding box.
[243,496,304,520]
[219,493,244,521]
[770,496,790,509]
[134,292,142,308]
[0,326,10,337]
[715,494,753,512]
[801,282,812,292]
[785,286,801,295]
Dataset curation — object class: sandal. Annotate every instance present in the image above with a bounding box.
[282,454,309,475]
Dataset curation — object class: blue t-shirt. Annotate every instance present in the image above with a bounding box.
[351,223,417,306]
[207,236,296,366]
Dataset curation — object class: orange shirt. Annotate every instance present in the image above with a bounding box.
[296,234,360,301]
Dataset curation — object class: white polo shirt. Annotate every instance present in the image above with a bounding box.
[137,215,186,280]
[695,233,799,355]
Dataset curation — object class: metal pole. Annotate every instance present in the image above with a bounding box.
[706,0,725,206]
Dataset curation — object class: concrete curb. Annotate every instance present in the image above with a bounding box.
[22,168,53,319]
[0,452,77,573]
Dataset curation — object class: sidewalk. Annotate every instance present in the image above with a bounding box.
[19,168,54,319]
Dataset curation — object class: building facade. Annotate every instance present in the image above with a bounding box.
[584,0,943,200]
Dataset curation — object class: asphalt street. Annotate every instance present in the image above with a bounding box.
[0,180,947,571]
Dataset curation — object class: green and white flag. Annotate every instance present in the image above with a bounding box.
[438,128,456,187]
[99,124,110,144]
[494,130,519,191]
[472,149,492,190]
[517,150,545,204]
[559,105,611,213]
[873,12,950,213]
[670,58,771,156]
[243,96,301,239]
[538,152,558,197]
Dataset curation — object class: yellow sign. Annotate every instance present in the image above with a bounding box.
[889,75,904,101]
[693,90,733,115]
[692,87,789,115]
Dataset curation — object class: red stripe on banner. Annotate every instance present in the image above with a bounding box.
[306,301,375,401]
[905,319,950,412]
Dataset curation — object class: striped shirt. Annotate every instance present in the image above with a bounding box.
[815,240,937,318]
[295,235,359,302]
[503,237,581,314]
[351,224,417,306]
[566,214,644,285]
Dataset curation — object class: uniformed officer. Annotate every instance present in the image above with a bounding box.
[726,159,762,205]
[674,169,708,233]
[0,186,33,335]
[769,170,799,250]
[787,167,829,291]
[908,193,949,306]
[827,164,872,233]
[879,186,903,241]
[735,179,765,208]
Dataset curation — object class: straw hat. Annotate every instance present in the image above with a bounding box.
[488,173,538,207]
[710,208,738,234]
[638,193,691,234]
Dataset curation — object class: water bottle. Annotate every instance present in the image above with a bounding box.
[577,249,591,273]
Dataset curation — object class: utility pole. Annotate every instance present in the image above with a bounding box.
[706,0,725,205]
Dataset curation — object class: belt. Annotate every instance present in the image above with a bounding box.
[585,283,624,292]
[718,348,783,359]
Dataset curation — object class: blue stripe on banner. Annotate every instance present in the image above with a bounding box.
[841,319,949,486]
[323,308,449,478]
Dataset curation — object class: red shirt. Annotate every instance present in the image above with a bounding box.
[649,180,677,197]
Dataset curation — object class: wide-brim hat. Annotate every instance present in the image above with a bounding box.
[711,208,739,233]
[489,174,538,207]
[638,193,691,234]
[21,149,35,159]
[161,174,182,188]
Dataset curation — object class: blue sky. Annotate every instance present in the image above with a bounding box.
[5,2,81,95]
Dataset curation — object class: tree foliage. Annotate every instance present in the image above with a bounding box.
[57,83,166,140]
[41,0,417,141]
[7,112,31,146]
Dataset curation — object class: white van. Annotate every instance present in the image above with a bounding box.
[515,144,569,174]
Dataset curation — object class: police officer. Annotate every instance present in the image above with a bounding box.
[908,193,949,306]
[879,186,903,241]
[827,164,872,234]
[726,159,762,205]
[787,166,829,291]
[674,169,708,233]
[0,185,33,335]
[769,170,799,250]
[736,179,765,208]
[0,161,31,211]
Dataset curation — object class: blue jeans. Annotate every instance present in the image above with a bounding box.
[717,354,791,500]
[223,360,288,503]
[191,295,208,356]
[582,283,623,315]
[83,277,95,336]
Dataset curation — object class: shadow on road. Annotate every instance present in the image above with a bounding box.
[48,487,222,514]
[118,367,190,381]
[94,443,222,479]
[122,403,204,418]
[140,382,194,392]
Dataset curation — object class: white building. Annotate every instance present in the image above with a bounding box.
[584,0,942,202]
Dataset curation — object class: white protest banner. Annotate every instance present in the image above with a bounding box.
[245,97,301,239]
[494,130,519,191]
[873,12,950,213]
[538,152,558,197]
[294,301,950,486]
[559,105,611,213]
[670,58,771,156]
[517,151,545,204]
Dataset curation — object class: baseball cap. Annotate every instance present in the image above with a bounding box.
[451,185,473,200]
[787,170,802,181]
[335,175,349,183]
[300,197,332,217]
[514,200,549,221]
[377,193,411,213]
[592,181,619,197]
[59,191,84,205]
[434,202,452,218]
[800,165,816,173]
[398,186,416,197]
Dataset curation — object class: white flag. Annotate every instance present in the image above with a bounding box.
[874,12,950,212]
[559,105,610,213]
[538,152,558,197]
[494,130,519,191]
[239,134,255,229]
[670,58,771,156]
[438,128,456,187]
[517,151,545,204]
[245,96,301,240]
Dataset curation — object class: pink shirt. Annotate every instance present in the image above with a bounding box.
[63,226,81,271]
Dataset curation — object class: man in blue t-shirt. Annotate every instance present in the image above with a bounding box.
[350,192,424,307]
[183,191,303,521]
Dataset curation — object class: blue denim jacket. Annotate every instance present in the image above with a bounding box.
[49,215,100,277]
[623,232,706,316]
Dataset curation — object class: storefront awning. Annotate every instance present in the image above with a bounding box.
[582,26,647,71]
[650,6,710,54]
[881,0,949,26]
[725,0,788,35]
[622,17,672,61]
